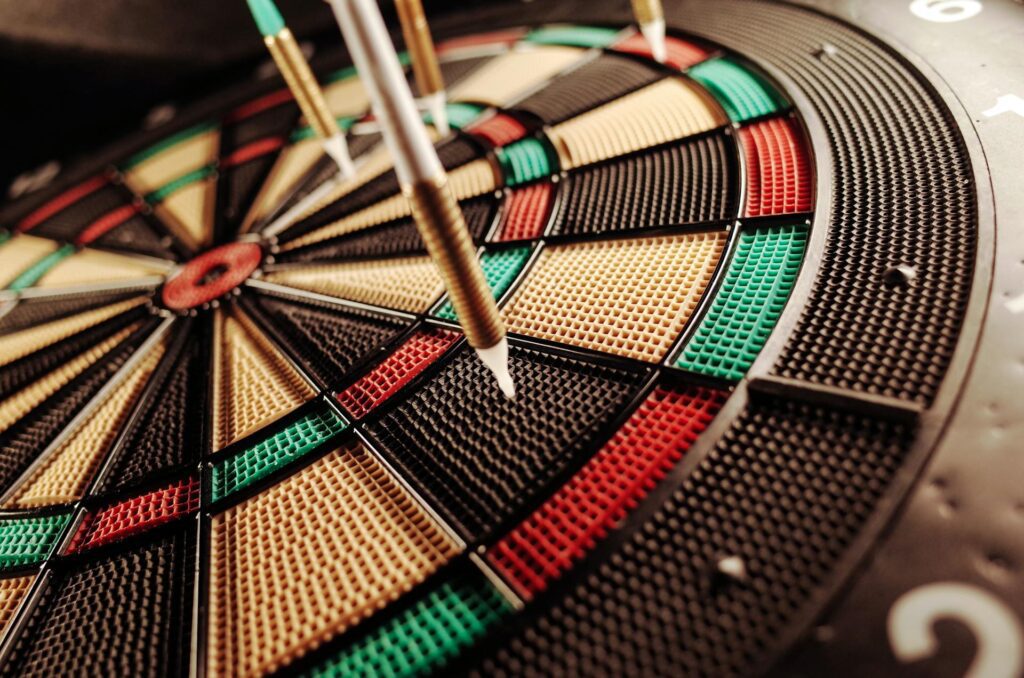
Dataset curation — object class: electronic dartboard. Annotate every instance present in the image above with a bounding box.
[0,0,1021,675]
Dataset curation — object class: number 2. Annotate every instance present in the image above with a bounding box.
[888,582,1023,678]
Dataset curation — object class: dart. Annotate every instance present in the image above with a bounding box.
[630,0,666,63]
[326,0,515,398]
[246,0,356,178]
[394,0,450,136]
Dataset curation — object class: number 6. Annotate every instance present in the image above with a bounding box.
[910,0,983,22]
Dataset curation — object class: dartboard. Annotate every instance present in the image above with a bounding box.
[0,0,1021,676]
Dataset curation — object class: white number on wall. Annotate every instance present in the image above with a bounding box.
[910,0,983,22]
[888,582,1023,678]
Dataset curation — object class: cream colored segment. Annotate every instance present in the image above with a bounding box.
[448,45,583,106]
[0,576,33,637]
[207,444,459,678]
[123,130,219,193]
[0,324,138,432]
[35,249,168,289]
[239,138,323,233]
[0,236,60,288]
[282,158,497,250]
[6,337,168,508]
[547,78,726,169]
[502,232,728,362]
[0,297,145,368]
[265,256,444,313]
[321,74,371,118]
[154,177,216,249]
[211,307,316,450]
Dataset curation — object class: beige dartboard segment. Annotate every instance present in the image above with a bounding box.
[151,177,218,250]
[211,307,316,450]
[547,78,726,169]
[264,255,445,313]
[0,236,60,289]
[449,45,583,106]
[121,127,219,193]
[239,138,324,232]
[320,71,372,118]
[33,249,168,290]
[207,441,459,677]
[502,231,727,362]
[0,575,34,637]
[0,323,139,432]
[5,337,168,508]
[0,297,145,369]
[282,157,497,250]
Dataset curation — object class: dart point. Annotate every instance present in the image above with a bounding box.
[475,338,515,399]
[640,18,667,64]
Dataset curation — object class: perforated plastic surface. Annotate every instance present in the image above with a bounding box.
[95,332,204,495]
[610,33,711,70]
[548,78,725,169]
[469,399,913,677]
[5,527,194,678]
[0,513,71,571]
[0,576,33,636]
[303,571,510,678]
[0,319,157,496]
[210,405,347,501]
[467,114,528,148]
[740,118,812,217]
[494,183,553,242]
[0,290,143,337]
[6,338,167,508]
[502,233,726,362]
[488,385,726,599]
[366,344,647,542]
[277,196,496,264]
[689,57,786,122]
[246,294,407,388]
[68,476,201,552]
[212,308,315,450]
[513,54,662,124]
[679,224,807,380]
[264,256,444,313]
[551,135,734,235]
[435,247,530,321]
[496,138,554,187]
[524,25,619,48]
[337,329,458,420]
[448,46,583,108]
[14,179,123,244]
[208,442,459,677]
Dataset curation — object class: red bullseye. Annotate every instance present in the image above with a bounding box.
[161,242,262,310]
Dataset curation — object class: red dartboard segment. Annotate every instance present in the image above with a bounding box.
[610,33,712,71]
[224,88,294,124]
[336,329,459,419]
[220,137,287,169]
[467,114,528,148]
[75,204,142,245]
[436,28,526,55]
[740,117,813,217]
[68,476,201,553]
[15,174,109,233]
[488,385,727,599]
[495,182,553,242]
[161,242,263,310]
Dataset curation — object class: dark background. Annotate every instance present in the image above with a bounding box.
[0,0,413,195]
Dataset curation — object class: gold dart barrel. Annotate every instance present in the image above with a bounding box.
[264,28,341,141]
[394,0,444,97]
[630,0,663,26]
[405,175,504,349]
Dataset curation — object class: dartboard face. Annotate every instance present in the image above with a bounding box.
[0,0,1020,675]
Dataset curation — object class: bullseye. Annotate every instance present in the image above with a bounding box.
[160,242,262,310]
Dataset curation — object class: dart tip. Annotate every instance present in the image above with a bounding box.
[475,338,516,399]
[323,134,356,180]
[640,19,667,64]
[422,91,451,137]
[247,0,286,37]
